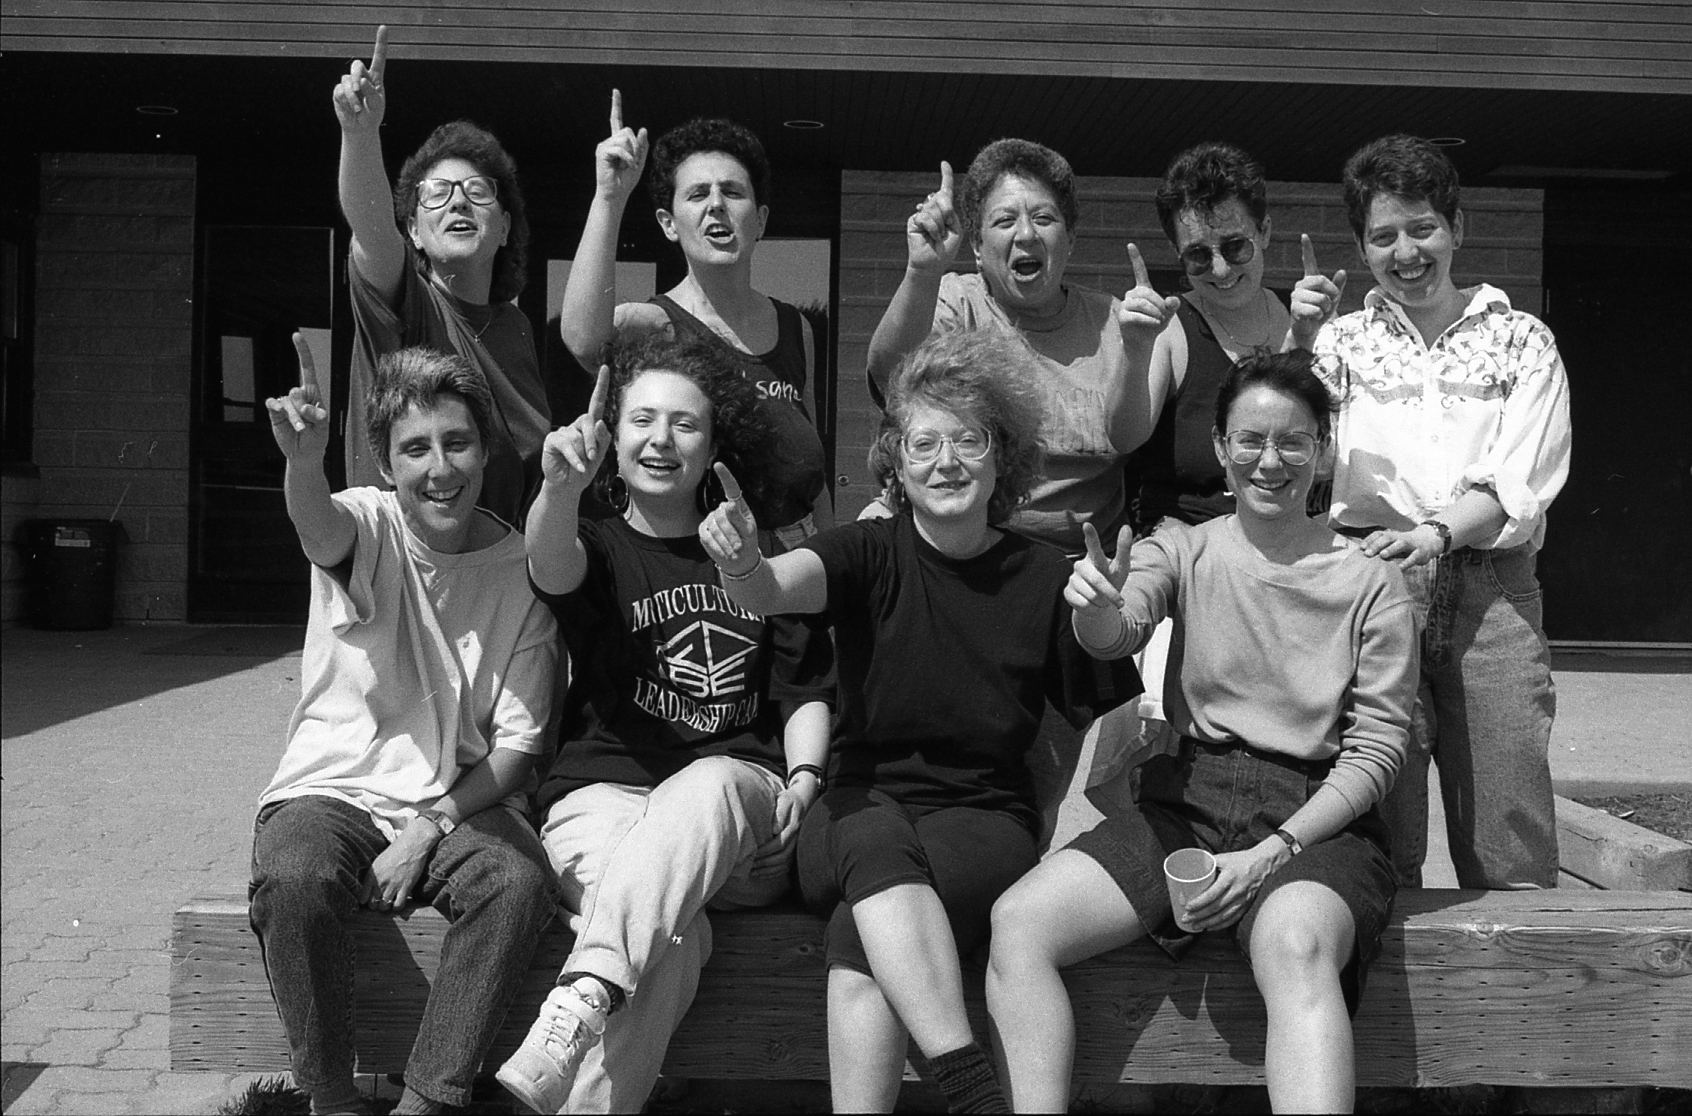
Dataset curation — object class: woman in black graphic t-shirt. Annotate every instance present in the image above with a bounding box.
[496,334,833,1116]
[701,330,1139,1113]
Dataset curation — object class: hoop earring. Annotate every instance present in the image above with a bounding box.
[697,462,726,515]
[598,471,630,513]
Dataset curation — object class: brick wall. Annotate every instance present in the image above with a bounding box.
[33,154,195,622]
[1,470,41,624]
[836,169,1542,520]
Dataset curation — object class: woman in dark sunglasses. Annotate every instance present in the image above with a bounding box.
[334,26,551,525]
[1137,142,1300,533]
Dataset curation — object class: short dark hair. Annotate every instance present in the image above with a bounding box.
[1342,134,1461,242]
[1154,142,1268,244]
[647,118,772,212]
[393,121,530,303]
[1213,350,1336,442]
[596,333,779,521]
[958,138,1080,243]
[365,347,494,469]
[869,330,1046,526]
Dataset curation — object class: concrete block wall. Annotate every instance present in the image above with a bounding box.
[1,470,42,624]
[836,169,1542,520]
[33,154,195,622]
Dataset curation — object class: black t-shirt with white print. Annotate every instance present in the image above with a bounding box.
[801,512,1142,831]
[535,514,835,810]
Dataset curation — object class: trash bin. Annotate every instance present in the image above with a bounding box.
[16,519,130,631]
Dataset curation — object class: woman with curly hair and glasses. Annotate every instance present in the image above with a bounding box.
[700,330,1139,1112]
[334,27,550,525]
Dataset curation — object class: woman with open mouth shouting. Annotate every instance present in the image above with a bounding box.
[334,26,550,526]
[866,138,1177,559]
[559,93,832,550]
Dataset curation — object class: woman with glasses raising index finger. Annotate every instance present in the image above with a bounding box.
[336,26,551,526]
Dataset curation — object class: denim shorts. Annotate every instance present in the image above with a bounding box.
[1067,737,1396,1014]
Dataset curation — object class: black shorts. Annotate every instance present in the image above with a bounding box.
[1067,737,1396,1014]
[796,786,1038,974]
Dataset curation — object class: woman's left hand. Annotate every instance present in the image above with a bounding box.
[1182,842,1287,932]
[1117,243,1181,345]
[700,463,761,576]
[749,776,819,879]
[1358,523,1444,569]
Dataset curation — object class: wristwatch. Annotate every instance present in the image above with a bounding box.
[418,809,457,838]
[1273,828,1303,857]
[1423,520,1453,555]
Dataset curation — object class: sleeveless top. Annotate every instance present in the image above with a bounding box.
[1135,298,1238,529]
[652,294,828,537]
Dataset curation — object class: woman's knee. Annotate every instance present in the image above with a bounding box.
[1249,887,1351,986]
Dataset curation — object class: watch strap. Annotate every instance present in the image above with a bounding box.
[1273,828,1303,856]
[1424,519,1453,555]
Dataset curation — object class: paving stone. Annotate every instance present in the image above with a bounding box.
[1,1007,142,1044]
[26,1027,128,1067]
[22,977,121,1011]
[140,1071,247,1115]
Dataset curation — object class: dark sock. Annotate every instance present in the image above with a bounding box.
[558,969,627,1015]
[928,1042,1009,1114]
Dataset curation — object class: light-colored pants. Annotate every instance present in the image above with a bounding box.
[538,756,788,1113]
[1379,544,1559,889]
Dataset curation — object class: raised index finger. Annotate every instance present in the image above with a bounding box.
[587,364,611,423]
[609,88,623,135]
[713,461,745,503]
[369,25,388,84]
[938,160,953,202]
[1126,242,1151,290]
[1301,233,1318,278]
[291,331,319,393]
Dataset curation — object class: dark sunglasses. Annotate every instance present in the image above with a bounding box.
[1179,237,1256,274]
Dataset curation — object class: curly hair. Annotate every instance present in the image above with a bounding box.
[393,120,529,303]
[365,346,494,470]
[1154,141,1269,244]
[594,333,779,522]
[1342,134,1460,242]
[646,118,772,212]
[869,330,1046,526]
[958,138,1080,243]
[1213,349,1337,442]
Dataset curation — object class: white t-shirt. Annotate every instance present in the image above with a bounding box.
[259,487,558,839]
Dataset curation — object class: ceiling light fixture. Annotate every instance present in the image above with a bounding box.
[783,119,824,130]
[1428,137,1465,147]
[136,105,179,116]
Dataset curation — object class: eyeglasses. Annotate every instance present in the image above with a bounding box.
[416,176,500,211]
[903,426,992,464]
[1222,430,1319,466]
[1179,237,1257,274]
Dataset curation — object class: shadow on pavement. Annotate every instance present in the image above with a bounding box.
[1,1063,48,1114]
[1,625,304,740]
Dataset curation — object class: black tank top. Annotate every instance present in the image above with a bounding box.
[652,295,828,531]
[1135,299,1238,529]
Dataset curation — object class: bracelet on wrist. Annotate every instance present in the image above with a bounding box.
[787,764,827,793]
[719,552,765,583]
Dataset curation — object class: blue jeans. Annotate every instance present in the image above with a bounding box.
[249,794,558,1106]
[1378,544,1559,889]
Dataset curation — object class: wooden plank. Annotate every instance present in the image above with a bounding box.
[170,890,1692,1085]
[1557,796,1692,892]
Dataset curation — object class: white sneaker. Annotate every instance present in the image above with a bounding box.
[495,985,609,1114]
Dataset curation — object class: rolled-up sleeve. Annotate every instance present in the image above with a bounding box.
[1458,318,1572,550]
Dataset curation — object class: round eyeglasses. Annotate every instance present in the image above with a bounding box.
[417,176,499,211]
[1179,236,1257,274]
[1222,430,1319,466]
[903,427,992,464]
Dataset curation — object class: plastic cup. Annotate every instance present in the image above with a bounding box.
[1164,847,1218,932]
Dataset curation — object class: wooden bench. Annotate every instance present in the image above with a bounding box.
[171,888,1692,1089]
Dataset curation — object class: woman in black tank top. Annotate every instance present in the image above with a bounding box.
[558,96,832,544]
[1136,143,1298,533]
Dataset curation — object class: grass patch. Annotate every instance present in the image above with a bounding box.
[1572,792,1692,842]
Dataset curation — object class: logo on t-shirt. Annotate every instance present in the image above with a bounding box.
[660,619,757,699]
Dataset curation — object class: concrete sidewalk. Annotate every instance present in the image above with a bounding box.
[2,625,1688,1115]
